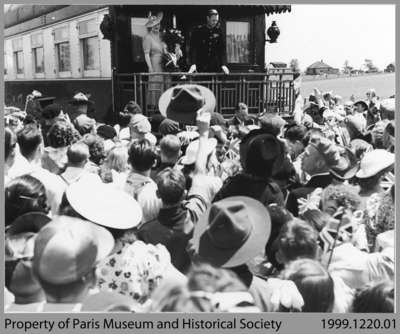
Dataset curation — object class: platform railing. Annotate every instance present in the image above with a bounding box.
[114,72,295,118]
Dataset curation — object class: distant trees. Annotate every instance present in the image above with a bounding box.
[385,63,395,73]
[289,58,301,73]
[343,60,353,74]
[364,59,379,73]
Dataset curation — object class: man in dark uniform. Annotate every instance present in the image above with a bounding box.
[189,9,230,74]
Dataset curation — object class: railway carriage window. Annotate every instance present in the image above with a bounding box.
[226,21,251,64]
[78,19,100,74]
[12,38,24,75]
[54,27,71,73]
[31,33,44,74]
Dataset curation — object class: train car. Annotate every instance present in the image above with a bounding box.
[4,3,293,122]
[4,5,113,121]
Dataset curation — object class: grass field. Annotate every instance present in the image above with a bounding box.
[299,73,395,101]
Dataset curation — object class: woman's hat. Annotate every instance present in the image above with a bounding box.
[329,146,359,180]
[354,100,369,111]
[68,92,94,105]
[6,212,51,237]
[355,149,394,179]
[180,138,217,165]
[65,177,143,229]
[192,196,271,268]
[159,84,216,125]
[145,12,163,28]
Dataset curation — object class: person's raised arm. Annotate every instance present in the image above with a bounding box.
[194,106,211,175]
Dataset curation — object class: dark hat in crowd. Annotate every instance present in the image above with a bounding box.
[41,103,63,120]
[159,84,216,125]
[6,212,51,237]
[159,118,180,136]
[192,196,271,268]
[68,92,94,106]
[354,100,369,111]
[97,124,117,140]
[36,97,56,109]
[329,146,359,180]
[5,212,51,299]
[239,129,284,177]
[33,216,114,284]
[259,113,287,136]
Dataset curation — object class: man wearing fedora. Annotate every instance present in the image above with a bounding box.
[189,9,229,74]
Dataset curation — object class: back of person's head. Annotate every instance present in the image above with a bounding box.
[124,101,142,115]
[47,120,78,148]
[42,104,62,121]
[5,175,49,226]
[156,167,186,205]
[160,135,181,163]
[276,218,318,264]
[352,280,394,313]
[67,142,90,166]
[285,124,307,142]
[188,263,247,293]
[265,205,293,270]
[301,209,331,232]
[104,145,129,172]
[281,259,334,312]
[82,134,106,165]
[17,123,43,158]
[149,282,216,312]
[5,127,17,162]
[128,139,157,172]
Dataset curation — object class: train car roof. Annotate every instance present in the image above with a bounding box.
[4,3,290,28]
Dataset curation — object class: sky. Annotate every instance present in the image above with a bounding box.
[265,4,395,71]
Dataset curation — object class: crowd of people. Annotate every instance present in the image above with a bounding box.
[4,83,395,313]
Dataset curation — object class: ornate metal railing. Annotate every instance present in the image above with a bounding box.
[114,72,295,118]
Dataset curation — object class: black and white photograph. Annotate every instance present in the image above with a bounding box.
[3,3,395,316]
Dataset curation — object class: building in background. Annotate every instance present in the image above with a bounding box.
[305,60,339,75]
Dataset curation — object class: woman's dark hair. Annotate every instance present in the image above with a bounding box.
[352,280,394,313]
[5,175,49,226]
[281,259,334,312]
[128,139,157,172]
[47,120,79,148]
[265,205,293,271]
[17,123,43,158]
[5,127,17,161]
[284,124,307,142]
[118,112,132,128]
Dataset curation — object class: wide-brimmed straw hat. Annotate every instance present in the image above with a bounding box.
[355,149,394,179]
[159,84,216,125]
[145,13,163,28]
[192,196,271,268]
[66,177,143,229]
